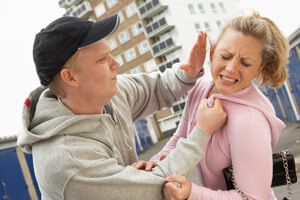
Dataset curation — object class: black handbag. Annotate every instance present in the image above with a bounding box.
[223,150,297,200]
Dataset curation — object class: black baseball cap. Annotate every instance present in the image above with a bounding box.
[33,14,120,86]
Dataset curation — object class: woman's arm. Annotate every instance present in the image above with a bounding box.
[132,98,226,172]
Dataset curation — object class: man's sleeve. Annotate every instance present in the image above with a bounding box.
[118,63,204,122]
[64,127,210,200]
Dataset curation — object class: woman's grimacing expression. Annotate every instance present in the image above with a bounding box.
[210,28,264,95]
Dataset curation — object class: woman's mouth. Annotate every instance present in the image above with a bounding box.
[221,75,237,83]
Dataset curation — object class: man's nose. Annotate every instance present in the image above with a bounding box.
[108,54,120,69]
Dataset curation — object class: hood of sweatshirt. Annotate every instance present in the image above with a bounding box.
[17,86,114,153]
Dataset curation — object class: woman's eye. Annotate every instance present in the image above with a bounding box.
[221,55,230,60]
[241,60,250,67]
[242,61,250,67]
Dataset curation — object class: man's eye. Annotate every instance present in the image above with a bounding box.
[99,56,107,62]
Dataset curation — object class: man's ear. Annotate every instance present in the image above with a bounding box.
[209,43,216,62]
[60,69,79,87]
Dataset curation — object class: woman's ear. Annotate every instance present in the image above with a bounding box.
[60,69,79,87]
[255,64,265,78]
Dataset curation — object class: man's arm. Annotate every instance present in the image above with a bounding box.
[63,128,210,200]
[118,31,207,122]
[64,98,226,199]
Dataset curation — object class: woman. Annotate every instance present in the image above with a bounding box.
[151,11,289,199]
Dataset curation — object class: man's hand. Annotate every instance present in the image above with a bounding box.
[196,98,227,134]
[163,174,192,200]
[131,154,166,171]
[180,31,207,78]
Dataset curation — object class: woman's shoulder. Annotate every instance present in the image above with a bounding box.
[223,104,271,145]
[188,74,213,98]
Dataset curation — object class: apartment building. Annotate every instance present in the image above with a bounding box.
[58,0,240,152]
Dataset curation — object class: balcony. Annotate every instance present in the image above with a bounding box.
[138,0,168,19]
[158,58,180,72]
[63,6,76,17]
[151,37,181,57]
[71,1,92,19]
[58,0,68,8]
[145,17,174,38]
[67,0,82,7]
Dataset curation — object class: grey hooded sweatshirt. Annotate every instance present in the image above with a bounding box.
[18,65,209,200]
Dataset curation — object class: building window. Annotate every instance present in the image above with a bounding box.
[118,30,130,44]
[194,23,201,31]
[94,3,105,18]
[152,37,174,55]
[106,0,118,8]
[115,55,123,66]
[197,4,205,13]
[210,3,217,13]
[204,22,211,32]
[108,38,117,50]
[188,4,195,14]
[118,12,124,23]
[144,59,157,72]
[172,94,187,113]
[124,48,137,62]
[132,22,144,36]
[219,3,226,12]
[216,21,222,29]
[146,17,167,35]
[130,66,142,74]
[172,102,186,113]
[138,41,150,55]
[125,2,137,18]
[158,58,180,73]
[65,6,74,16]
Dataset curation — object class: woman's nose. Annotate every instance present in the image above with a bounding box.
[225,59,238,73]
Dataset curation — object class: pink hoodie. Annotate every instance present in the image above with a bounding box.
[151,74,285,200]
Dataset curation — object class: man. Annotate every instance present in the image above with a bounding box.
[17,14,226,199]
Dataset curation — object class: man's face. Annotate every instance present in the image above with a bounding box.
[74,39,120,104]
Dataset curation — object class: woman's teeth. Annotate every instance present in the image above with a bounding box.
[222,76,236,82]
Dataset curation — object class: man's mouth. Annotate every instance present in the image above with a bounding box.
[112,75,117,80]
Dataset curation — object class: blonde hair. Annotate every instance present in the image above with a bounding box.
[216,11,289,88]
[48,51,82,98]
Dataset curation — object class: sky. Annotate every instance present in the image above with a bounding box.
[0,0,299,138]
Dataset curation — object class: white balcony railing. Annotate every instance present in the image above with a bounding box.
[72,1,92,19]
[138,0,167,19]
[67,0,82,7]
[145,17,174,38]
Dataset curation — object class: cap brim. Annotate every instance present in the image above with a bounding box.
[79,14,120,49]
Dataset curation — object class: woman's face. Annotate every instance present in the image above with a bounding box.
[210,28,264,95]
